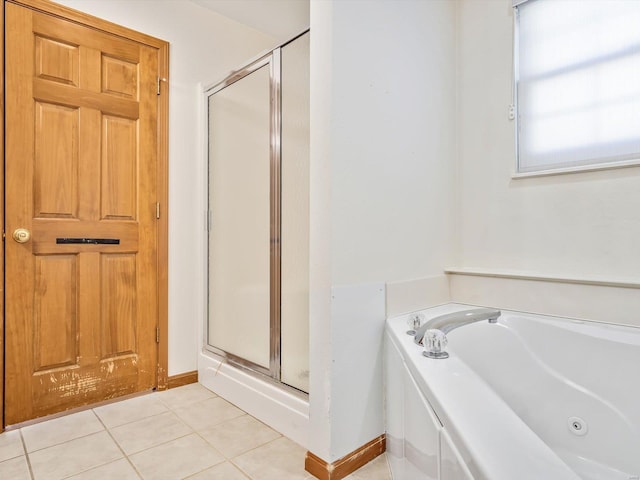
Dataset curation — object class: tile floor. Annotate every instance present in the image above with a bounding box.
[0,383,392,480]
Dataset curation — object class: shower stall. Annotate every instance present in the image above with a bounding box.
[202,29,310,408]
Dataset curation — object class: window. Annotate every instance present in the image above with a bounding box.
[514,0,640,174]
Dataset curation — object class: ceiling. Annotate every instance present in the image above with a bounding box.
[190,0,309,40]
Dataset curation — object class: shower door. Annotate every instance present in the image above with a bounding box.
[208,56,275,375]
[206,32,309,391]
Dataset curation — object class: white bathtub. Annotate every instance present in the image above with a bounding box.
[385,303,640,480]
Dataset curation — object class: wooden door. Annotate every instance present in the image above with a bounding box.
[5,2,160,425]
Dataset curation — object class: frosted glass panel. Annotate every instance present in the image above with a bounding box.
[208,65,271,369]
[280,33,310,392]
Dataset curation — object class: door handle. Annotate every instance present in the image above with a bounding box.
[12,228,31,244]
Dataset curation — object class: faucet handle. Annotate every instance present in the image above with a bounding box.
[406,313,425,335]
[423,329,449,359]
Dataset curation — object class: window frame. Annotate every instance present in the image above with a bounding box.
[512,0,640,178]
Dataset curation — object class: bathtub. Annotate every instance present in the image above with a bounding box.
[384,303,640,480]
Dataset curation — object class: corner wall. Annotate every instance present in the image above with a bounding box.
[55,0,277,375]
[309,0,457,463]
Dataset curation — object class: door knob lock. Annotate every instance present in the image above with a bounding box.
[12,228,31,244]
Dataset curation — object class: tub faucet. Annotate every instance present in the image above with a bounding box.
[414,308,501,359]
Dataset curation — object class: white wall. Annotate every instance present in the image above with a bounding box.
[309,0,457,462]
[55,0,277,375]
[456,0,640,281]
[329,1,457,286]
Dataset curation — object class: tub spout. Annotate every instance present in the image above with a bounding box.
[414,308,501,357]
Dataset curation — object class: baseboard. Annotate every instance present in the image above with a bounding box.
[167,371,198,389]
[305,435,386,480]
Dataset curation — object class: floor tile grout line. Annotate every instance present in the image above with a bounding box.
[19,409,104,454]
[123,430,225,480]
[96,412,169,431]
[193,409,290,445]
[171,408,247,435]
[162,404,232,422]
[107,409,186,436]
[58,457,135,480]
[177,455,227,480]
[196,411,250,435]
[228,458,257,480]
[191,429,229,463]
[226,434,284,461]
[0,431,25,463]
[18,430,35,480]
[154,388,217,409]
[93,409,144,480]
[154,386,217,404]
[181,461,253,480]
[121,430,195,458]
[21,426,106,455]
[0,452,23,463]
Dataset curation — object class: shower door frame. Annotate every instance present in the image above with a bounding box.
[204,48,283,380]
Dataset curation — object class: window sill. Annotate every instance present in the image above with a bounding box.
[512,158,640,179]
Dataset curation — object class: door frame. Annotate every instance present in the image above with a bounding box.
[1,0,170,429]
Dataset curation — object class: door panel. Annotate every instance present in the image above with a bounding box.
[102,115,138,219]
[100,254,138,358]
[5,3,159,425]
[208,65,272,370]
[102,55,138,98]
[33,255,78,371]
[34,101,80,218]
[35,35,79,86]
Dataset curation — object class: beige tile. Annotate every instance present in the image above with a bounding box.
[129,433,224,480]
[29,431,122,480]
[199,415,280,459]
[186,461,249,480]
[0,455,31,480]
[232,437,315,480]
[0,430,24,462]
[21,410,104,453]
[173,397,244,431]
[66,458,140,480]
[156,383,216,410]
[345,454,391,480]
[110,411,192,455]
[93,393,168,428]
[0,455,30,479]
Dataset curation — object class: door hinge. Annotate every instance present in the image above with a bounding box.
[156,202,161,219]
[156,326,160,344]
[157,76,167,95]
